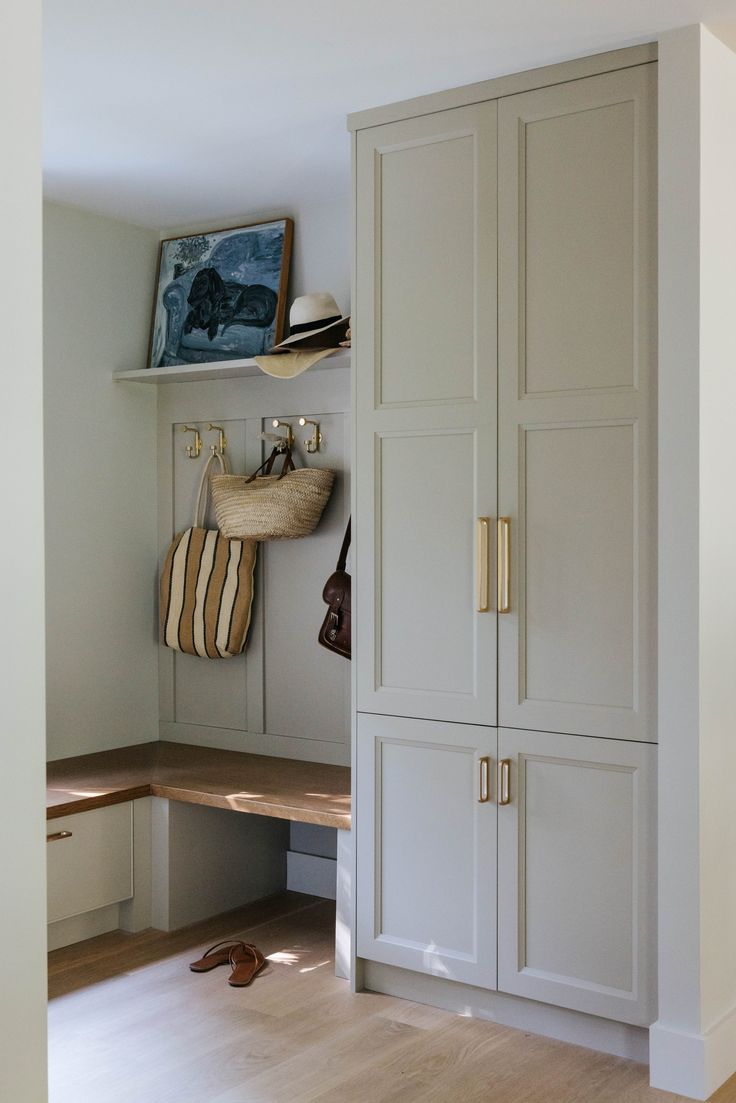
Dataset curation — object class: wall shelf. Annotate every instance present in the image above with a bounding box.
[114,348,350,384]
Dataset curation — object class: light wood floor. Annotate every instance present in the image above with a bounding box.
[48,893,736,1103]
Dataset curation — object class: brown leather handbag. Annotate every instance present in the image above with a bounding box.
[318,520,351,659]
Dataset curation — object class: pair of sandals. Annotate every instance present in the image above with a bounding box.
[189,939,266,987]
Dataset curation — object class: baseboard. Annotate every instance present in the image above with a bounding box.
[287,851,337,900]
[362,960,649,1064]
[650,1004,736,1100]
[48,903,121,951]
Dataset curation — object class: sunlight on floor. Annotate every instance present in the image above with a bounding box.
[267,949,302,966]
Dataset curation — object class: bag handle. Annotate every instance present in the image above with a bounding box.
[245,445,296,484]
[194,450,229,528]
[336,518,351,572]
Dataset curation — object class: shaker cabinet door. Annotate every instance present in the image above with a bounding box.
[356,713,497,989]
[497,64,657,741]
[496,728,656,1025]
[355,102,498,725]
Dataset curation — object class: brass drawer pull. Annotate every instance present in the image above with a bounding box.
[476,518,490,612]
[497,517,511,613]
[46,831,73,843]
[478,757,491,803]
[498,760,511,806]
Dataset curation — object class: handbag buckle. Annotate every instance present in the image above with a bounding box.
[327,610,340,641]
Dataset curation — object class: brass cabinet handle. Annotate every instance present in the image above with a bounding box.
[46,830,73,843]
[476,518,490,612]
[497,517,511,613]
[478,757,491,803]
[498,759,511,805]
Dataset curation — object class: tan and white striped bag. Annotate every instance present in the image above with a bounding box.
[160,452,257,659]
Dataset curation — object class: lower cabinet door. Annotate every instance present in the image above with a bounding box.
[357,713,497,988]
[47,802,134,924]
[497,728,656,1025]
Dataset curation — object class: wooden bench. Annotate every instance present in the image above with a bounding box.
[47,741,351,829]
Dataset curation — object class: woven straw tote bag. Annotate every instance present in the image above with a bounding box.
[211,446,335,541]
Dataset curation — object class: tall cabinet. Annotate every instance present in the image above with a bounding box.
[353,51,657,1029]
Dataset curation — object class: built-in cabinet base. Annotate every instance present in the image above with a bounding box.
[357,713,656,1028]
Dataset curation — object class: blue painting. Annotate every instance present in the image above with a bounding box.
[149,218,293,368]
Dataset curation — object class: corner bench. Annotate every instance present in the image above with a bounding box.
[47,741,351,829]
[46,742,352,974]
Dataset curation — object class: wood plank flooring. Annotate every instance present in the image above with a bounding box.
[48,893,736,1103]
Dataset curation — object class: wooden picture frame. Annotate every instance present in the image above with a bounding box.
[148,217,293,369]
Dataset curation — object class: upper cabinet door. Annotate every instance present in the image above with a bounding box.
[497,65,657,741]
[355,103,498,725]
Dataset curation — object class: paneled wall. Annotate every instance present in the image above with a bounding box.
[157,366,351,765]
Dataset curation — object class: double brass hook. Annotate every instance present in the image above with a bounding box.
[270,419,294,451]
[180,425,202,459]
[299,417,323,454]
[207,423,227,456]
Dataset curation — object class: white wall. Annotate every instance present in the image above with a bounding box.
[164,191,351,324]
[652,23,736,1101]
[0,1,48,1099]
[44,202,160,759]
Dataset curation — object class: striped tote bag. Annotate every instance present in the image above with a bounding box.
[160,452,257,658]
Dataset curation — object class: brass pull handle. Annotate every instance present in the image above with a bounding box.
[497,517,511,613]
[478,757,491,803]
[46,831,73,843]
[498,760,511,806]
[477,518,490,612]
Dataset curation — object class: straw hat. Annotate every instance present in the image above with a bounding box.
[274,292,349,350]
[255,292,350,379]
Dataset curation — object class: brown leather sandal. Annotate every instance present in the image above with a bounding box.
[227,942,267,987]
[189,940,246,973]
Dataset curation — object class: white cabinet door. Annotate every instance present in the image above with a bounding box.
[497,728,656,1025]
[357,713,497,987]
[497,64,657,741]
[355,103,497,725]
[47,803,134,924]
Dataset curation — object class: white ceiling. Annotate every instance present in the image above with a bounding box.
[43,0,736,230]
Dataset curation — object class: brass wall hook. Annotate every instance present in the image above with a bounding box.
[299,417,323,454]
[180,425,202,459]
[207,423,227,456]
[271,419,294,450]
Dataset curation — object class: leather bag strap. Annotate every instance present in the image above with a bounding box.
[336,518,351,571]
[246,445,296,483]
[194,450,228,528]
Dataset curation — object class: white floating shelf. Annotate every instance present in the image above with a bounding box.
[114,348,350,384]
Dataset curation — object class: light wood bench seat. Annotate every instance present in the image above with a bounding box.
[47,742,351,830]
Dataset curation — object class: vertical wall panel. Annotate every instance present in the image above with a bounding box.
[157,370,350,764]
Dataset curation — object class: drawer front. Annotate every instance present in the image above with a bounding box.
[47,803,133,924]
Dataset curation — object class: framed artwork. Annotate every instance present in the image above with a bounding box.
[148,217,293,368]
